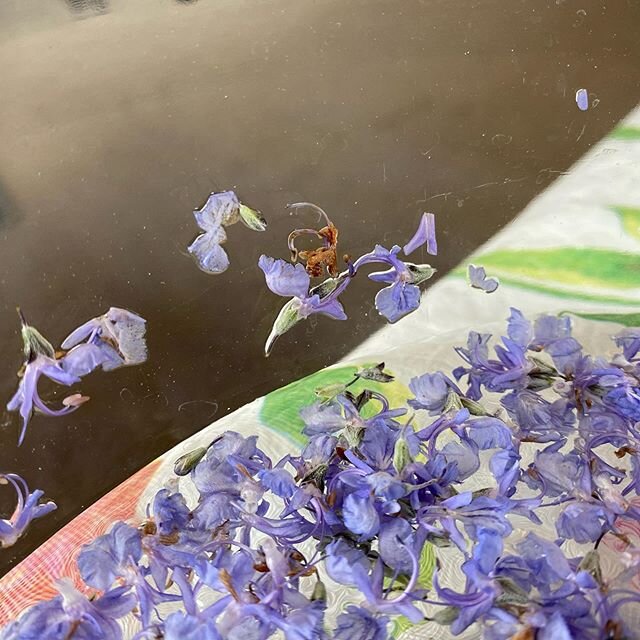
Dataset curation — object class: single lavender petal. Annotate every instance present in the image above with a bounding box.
[408,371,452,413]
[342,493,380,539]
[465,418,512,450]
[60,318,99,350]
[62,343,122,377]
[538,612,573,640]
[533,314,572,347]
[468,264,500,293]
[258,255,310,299]
[545,337,582,374]
[442,440,480,480]
[378,518,414,575]
[367,267,398,284]
[374,282,421,323]
[575,88,589,111]
[312,297,347,320]
[556,502,607,543]
[152,489,190,536]
[403,212,437,256]
[325,539,372,588]
[78,522,142,590]
[300,401,345,436]
[333,606,388,640]
[507,308,533,347]
[464,527,503,578]
[188,229,230,275]
[258,469,298,499]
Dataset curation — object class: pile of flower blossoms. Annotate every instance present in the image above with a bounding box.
[4,309,640,639]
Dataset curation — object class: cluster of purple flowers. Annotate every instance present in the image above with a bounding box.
[4,309,640,639]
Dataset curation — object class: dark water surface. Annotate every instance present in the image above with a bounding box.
[0,0,638,574]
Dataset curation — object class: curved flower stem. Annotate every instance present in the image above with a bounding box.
[287,202,332,227]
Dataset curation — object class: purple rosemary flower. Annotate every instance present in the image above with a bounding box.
[408,371,461,414]
[7,311,86,445]
[433,527,503,634]
[1,578,135,640]
[163,611,222,640]
[188,191,267,274]
[7,308,146,444]
[353,244,436,323]
[453,330,532,400]
[0,473,56,549]
[467,264,499,293]
[615,327,640,361]
[259,255,350,355]
[78,521,142,591]
[501,390,575,442]
[61,307,147,373]
[333,605,388,640]
[403,211,437,256]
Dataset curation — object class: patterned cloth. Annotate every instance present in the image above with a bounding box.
[2,107,640,637]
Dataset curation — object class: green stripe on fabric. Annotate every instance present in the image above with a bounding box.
[561,310,640,327]
[610,125,640,141]
[476,248,640,290]
[452,268,640,306]
[611,206,640,241]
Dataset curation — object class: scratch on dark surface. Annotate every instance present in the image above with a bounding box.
[536,168,570,185]
[177,400,219,420]
[491,133,513,146]
[119,387,135,402]
[472,176,526,191]
[576,124,587,142]
[472,181,501,190]
[428,192,453,201]
[143,392,169,407]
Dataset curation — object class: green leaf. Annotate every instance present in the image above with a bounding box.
[260,365,411,444]
[612,206,640,241]
[561,310,640,327]
[238,203,267,232]
[610,125,640,141]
